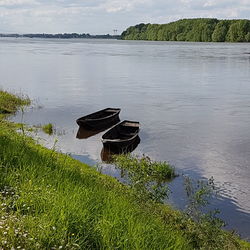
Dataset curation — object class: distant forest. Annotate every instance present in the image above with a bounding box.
[121,18,250,42]
[0,33,120,39]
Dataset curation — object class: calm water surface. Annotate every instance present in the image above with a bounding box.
[1,38,250,239]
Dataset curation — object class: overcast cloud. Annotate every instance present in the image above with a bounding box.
[0,0,249,34]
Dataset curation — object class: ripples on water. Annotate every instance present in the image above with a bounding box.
[1,38,250,239]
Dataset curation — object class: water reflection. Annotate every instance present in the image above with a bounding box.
[76,126,106,139]
[101,136,141,162]
[76,118,120,139]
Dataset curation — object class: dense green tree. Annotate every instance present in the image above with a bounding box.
[212,20,232,42]
[226,20,250,42]
[122,18,250,42]
[145,24,159,40]
[245,33,250,42]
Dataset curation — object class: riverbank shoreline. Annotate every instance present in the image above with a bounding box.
[0,90,249,249]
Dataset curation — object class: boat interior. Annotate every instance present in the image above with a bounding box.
[86,108,120,119]
[103,122,139,140]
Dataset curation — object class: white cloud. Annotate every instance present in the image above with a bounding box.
[0,0,38,6]
[0,0,249,33]
[100,0,153,13]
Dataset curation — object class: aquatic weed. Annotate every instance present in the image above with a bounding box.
[42,123,54,135]
[113,154,175,203]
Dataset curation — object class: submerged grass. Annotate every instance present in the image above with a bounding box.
[42,123,53,135]
[114,154,176,180]
[113,154,175,203]
[0,91,249,249]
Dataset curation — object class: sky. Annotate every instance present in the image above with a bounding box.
[0,0,249,34]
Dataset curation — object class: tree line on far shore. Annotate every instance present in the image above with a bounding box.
[0,33,120,39]
[121,18,250,42]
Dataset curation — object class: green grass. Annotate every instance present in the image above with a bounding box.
[0,90,30,114]
[0,123,189,249]
[42,123,53,135]
[114,154,176,180]
[0,91,249,249]
[113,154,176,202]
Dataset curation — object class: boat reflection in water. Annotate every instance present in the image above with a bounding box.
[76,126,105,139]
[76,118,120,139]
[101,136,141,162]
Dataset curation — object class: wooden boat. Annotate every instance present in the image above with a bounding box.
[76,108,121,130]
[102,120,140,149]
[101,136,140,162]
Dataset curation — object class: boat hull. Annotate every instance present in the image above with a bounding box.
[101,136,140,162]
[76,108,121,130]
[102,120,140,150]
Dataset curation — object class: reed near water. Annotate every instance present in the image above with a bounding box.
[0,90,30,115]
[0,90,249,249]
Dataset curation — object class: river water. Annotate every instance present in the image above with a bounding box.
[1,38,250,239]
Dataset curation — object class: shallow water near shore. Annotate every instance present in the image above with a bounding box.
[1,37,250,239]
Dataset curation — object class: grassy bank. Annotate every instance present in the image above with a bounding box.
[0,90,30,115]
[0,90,249,249]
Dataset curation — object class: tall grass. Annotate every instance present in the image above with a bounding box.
[0,123,189,249]
[0,91,249,249]
[113,154,175,203]
[0,90,30,114]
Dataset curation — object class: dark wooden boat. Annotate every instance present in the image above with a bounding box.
[102,120,140,149]
[101,136,140,162]
[76,108,121,130]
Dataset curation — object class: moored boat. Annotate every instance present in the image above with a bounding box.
[102,120,140,149]
[101,136,140,162]
[76,108,121,130]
